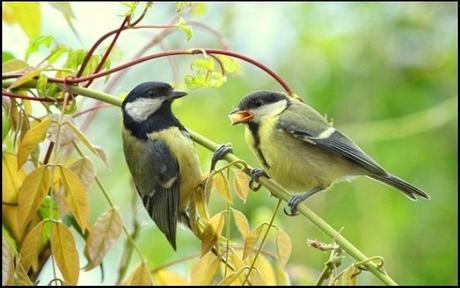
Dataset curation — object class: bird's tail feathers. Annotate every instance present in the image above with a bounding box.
[372,174,430,200]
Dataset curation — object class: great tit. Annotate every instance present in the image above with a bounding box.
[229,91,429,215]
[121,82,202,249]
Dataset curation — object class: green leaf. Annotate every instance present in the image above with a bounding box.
[63,49,87,71]
[25,35,54,61]
[36,74,48,98]
[2,59,29,73]
[191,3,207,16]
[3,3,41,39]
[82,55,100,76]
[121,2,140,17]
[48,45,69,65]
[2,51,15,63]
[176,17,193,41]
[217,55,241,74]
[176,2,192,13]
[8,66,44,90]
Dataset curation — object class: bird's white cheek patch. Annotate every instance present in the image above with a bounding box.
[125,97,163,122]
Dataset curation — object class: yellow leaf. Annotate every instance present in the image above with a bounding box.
[276,229,292,266]
[20,221,45,271]
[69,157,96,190]
[13,257,33,285]
[50,222,79,285]
[218,269,244,286]
[2,59,29,73]
[17,166,51,230]
[8,66,44,90]
[195,183,210,221]
[154,270,188,285]
[84,209,123,271]
[191,251,220,285]
[124,262,153,285]
[2,153,26,202]
[274,263,291,285]
[2,3,41,39]
[201,212,225,256]
[214,172,232,204]
[17,117,52,169]
[60,165,89,232]
[243,225,264,260]
[234,170,249,203]
[342,265,361,286]
[252,254,275,285]
[65,120,108,166]
[231,209,249,238]
[247,267,265,285]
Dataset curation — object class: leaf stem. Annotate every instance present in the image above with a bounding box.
[242,198,282,285]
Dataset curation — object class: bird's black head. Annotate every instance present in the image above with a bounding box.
[122,82,187,123]
[229,91,290,125]
[238,91,289,111]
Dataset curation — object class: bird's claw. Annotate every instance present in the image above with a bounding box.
[284,194,304,217]
[249,168,269,191]
[210,143,233,172]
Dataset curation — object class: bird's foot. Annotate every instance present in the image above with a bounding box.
[249,168,269,191]
[210,143,233,172]
[284,187,324,217]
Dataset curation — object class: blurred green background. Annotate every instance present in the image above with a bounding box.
[3,2,457,285]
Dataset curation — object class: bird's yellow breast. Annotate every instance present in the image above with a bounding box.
[245,116,358,192]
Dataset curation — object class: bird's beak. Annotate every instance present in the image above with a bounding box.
[170,91,188,99]
[228,108,254,125]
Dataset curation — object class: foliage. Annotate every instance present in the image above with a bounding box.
[2,1,457,286]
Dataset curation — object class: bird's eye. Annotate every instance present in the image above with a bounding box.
[147,90,156,97]
[253,100,263,108]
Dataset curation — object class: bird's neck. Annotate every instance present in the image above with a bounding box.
[123,104,185,139]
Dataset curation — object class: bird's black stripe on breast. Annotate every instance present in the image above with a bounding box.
[247,122,270,169]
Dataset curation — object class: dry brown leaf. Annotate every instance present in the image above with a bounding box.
[2,239,11,286]
[234,170,249,203]
[17,166,51,230]
[84,209,123,271]
[50,222,79,285]
[17,117,52,168]
[60,165,89,232]
[69,157,96,190]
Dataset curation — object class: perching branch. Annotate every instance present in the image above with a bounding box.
[2,79,397,286]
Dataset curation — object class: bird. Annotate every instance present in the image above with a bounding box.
[229,91,429,215]
[121,81,233,250]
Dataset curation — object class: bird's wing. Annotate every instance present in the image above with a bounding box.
[138,139,180,250]
[279,104,387,176]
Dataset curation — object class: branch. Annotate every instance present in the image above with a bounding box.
[1,79,397,285]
